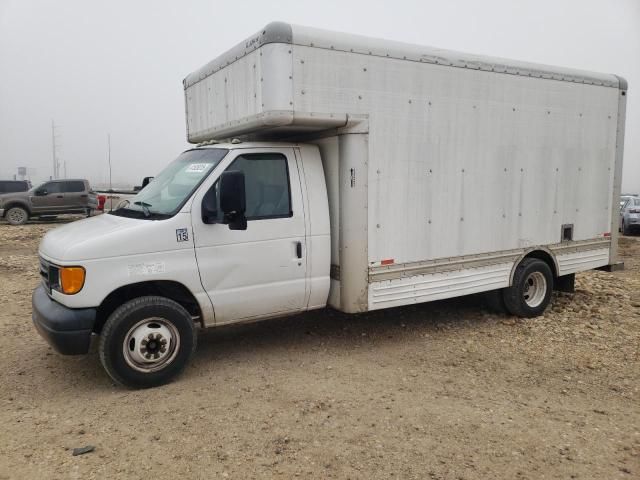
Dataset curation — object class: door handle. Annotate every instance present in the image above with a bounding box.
[56,195,63,198]
[296,241,302,259]
[80,194,87,198]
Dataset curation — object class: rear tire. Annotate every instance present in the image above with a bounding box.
[5,206,29,225]
[502,258,553,318]
[99,296,197,388]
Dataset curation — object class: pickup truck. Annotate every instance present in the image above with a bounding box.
[0,179,98,225]
[95,177,155,212]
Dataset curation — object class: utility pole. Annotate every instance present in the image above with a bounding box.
[107,133,112,191]
[51,120,60,179]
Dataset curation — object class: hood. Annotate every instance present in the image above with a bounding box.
[39,212,192,262]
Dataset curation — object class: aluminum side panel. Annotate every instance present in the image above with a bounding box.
[185,44,294,143]
[290,45,618,266]
[556,248,610,276]
[369,262,512,310]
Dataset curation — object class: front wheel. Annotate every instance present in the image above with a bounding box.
[622,220,630,236]
[502,258,553,318]
[99,296,197,388]
[5,206,29,225]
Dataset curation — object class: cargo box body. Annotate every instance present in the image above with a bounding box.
[184,22,626,313]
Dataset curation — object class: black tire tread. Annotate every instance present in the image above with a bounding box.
[502,258,553,318]
[6,206,29,225]
[622,221,630,236]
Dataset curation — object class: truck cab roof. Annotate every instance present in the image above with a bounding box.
[193,141,302,151]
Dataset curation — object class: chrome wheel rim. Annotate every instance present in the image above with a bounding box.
[8,208,26,224]
[523,272,547,308]
[123,318,180,373]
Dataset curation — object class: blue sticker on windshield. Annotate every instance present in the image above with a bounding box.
[176,228,189,242]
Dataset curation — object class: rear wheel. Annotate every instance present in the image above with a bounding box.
[502,258,553,318]
[99,296,197,388]
[5,206,29,225]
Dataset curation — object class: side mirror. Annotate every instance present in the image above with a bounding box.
[35,189,47,196]
[219,170,247,230]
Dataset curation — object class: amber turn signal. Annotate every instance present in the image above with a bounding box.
[59,267,86,295]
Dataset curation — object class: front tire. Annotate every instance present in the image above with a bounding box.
[5,206,29,225]
[622,220,630,236]
[99,296,197,388]
[502,258,553,318]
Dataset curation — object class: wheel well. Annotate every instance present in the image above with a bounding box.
[523,250,558,278]
[2,202,31,215]
[95,281,202,333]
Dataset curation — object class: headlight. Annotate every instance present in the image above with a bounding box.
[57,266,86,295]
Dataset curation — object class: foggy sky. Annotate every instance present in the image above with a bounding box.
[1,0,638,192]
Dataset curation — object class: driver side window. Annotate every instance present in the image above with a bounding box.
[41,182,61,194]
[204,153,292,222]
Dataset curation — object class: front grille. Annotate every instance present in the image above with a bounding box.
[39,257,50,290]
[39,257,58,292]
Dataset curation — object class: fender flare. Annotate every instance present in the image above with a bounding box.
[2,200,32,215]
[508,247,559,286]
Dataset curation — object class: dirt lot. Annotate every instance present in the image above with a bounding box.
[0,219,638,480]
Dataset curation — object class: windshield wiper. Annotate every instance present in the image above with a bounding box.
[133,201,153,218]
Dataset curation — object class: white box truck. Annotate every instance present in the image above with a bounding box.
[32,22,627,388]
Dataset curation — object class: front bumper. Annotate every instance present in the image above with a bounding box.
[32,285,96,355]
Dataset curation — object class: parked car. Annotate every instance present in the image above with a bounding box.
[0,180,31,194]
[620,197,640,234]
[0,179,98,225]
[620,194,636,209]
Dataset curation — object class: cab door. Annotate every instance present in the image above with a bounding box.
[30,182,65,213]
[190,148,308,324]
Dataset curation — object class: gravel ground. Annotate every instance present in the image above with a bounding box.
[0,219,638,479]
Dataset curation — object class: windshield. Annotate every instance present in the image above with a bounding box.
[111,148,228,219]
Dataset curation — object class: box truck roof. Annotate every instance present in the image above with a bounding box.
[183,22,624,143]
[184,21,620,89]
